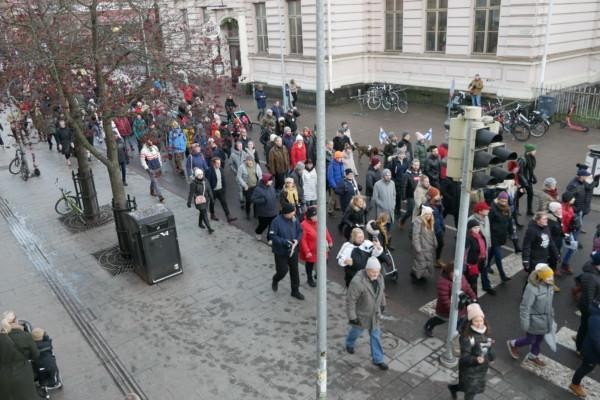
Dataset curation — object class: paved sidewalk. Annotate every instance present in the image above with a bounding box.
[0,117,587,399]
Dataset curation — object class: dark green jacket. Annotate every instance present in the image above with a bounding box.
[0,329,40,400]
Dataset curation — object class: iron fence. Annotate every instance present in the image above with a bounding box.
[534,84,600,127]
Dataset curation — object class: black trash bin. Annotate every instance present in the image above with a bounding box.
[123,204,183,284]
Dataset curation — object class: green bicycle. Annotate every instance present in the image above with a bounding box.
[54,178,85,223]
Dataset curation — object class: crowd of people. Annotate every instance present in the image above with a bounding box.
[3,82,600,399]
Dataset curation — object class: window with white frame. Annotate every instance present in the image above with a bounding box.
[385,0,403,51]
[288,0,303,54]
[425,0,447,52]
[473,0,500,54]
[255,3,269,53]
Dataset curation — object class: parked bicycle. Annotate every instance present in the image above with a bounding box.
[54,178,85,222]
[491,104,531,142]
[8,135,32,181]
[366,84,408,113]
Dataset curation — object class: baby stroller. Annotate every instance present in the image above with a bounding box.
[20,320,63,399]
[234,110,254,132]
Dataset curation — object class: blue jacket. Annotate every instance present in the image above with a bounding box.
[271,105,284,120]
[255,89,267,109]
[169,128,187,152]
[431,203,446,236]
[206,166,226,191]
[583,304,600,364]
[327,160,345,189]
[335,178,359,212]
[251,183,278,218]
[185,153,209,177]
[268,214,302,256]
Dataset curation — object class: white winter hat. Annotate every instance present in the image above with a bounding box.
[194,168,204,178]
[365,257,381,271]
[420,206,433,216]
[270,134,278,142]
[295,134,303,141]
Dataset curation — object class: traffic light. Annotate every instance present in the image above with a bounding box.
[446,107,517,190]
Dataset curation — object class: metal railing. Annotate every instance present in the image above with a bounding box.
[534,84,600,127]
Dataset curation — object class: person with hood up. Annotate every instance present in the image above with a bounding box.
[522,211,559,274]
[269,202,304,300]
[537,177,559,212]
[31,328,62,389]
[372,169,396,225]
[411,206,438,282]
[290,134,307,167]
[0,311,40,400]
[302,159,317,207]
[337,227,384,287]
[327,151,345,214]
[424,263,477,337]
[345,257,389,371]
[339,195,368,240]
[570,299,600,398]
[575,252,600,356]
[237,154,263,219]
[335,168,360,213]
[365,157,383,207]
[187,168,214,234]
[507,264,555,367]
[299,206,333,287]
[414,131,428,166]
[448,303,495,400]
[252,173,278,241]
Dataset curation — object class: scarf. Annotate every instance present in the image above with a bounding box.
[471,325,487,334]
[544,188,558,200]
[286,187,299,205]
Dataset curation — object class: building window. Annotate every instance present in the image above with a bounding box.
[180,9,190,47]
[288,0,303,55]
[473,0,500,54]
[425,0,447,52]
[385,0,403,51]
[255,3,269,53]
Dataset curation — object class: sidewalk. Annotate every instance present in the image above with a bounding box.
[0,119,589,399]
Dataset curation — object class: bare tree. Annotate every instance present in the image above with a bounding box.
[0,0,234,253]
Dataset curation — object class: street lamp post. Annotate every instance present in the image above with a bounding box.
[315,0,327,397]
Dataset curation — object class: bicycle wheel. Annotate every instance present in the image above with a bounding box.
[20,160,30,181]
[530,121,547,137]
[512,123,531,142]
[367,96,381,111]
[8,157,21,174]
[395,100,409,114]
[55,196,78,215]
[381,95,392,111]
[396,91,408,104]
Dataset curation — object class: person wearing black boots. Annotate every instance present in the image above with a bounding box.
[187,168,214,234]
[517,144,537,216]
[269,203,304,300]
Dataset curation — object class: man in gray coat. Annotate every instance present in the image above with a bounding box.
[372,169,396,223]
[345,257,388,370]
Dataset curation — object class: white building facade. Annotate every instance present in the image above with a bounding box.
[162,0,600,100]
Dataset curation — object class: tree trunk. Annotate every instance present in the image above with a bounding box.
[73,135,101,222]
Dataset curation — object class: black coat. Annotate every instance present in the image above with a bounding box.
[579,261,600,313]
[546,213,563,252]
[518,154,537,187]
[465,233,487,265]
[365,166,382,197]
[522,221,559,272]
[0,329,40,400]
[424,154,441,185]
[206,166,226,191]
[335,178,359,212]
[441,178,460,218]
[488,202,513,246]
[401,170,420,199]
[340,205,368,239]
[458,327,495,395]
[187,179,213,211]
[567,177,600,215]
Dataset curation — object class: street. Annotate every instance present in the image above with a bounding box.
[0,97,599,399]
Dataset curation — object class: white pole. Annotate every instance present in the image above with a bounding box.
[539,0,554,91]
[326,0,333,93]
[316,0,327,396]
[278,0,288,109]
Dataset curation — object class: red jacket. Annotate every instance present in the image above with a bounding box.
[114,117,132,137]
[435,271,476,318]
[561,202,575,234]
[290,143,307,168]
[438,145,448,180]
[299,219,333,263]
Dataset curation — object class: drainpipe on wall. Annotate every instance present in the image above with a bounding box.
[538,0,554,93]
[278,0,288,109]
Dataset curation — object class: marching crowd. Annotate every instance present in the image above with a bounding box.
[2,83,600,400]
